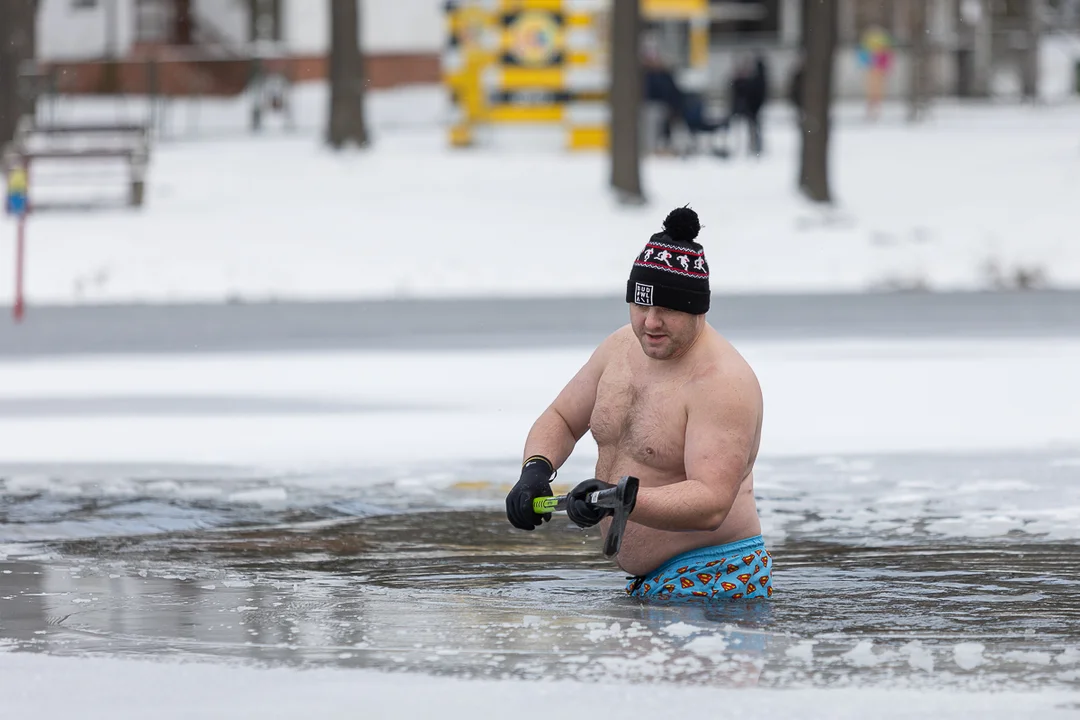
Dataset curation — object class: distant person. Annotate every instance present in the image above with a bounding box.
[857,26,894,120]
[743,55,769,155]
[504,207,772,602]
[643,45,683,152]
[728,55,769,157]
[643,44,725,155]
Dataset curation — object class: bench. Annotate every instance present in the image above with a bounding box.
[2,117,151,208]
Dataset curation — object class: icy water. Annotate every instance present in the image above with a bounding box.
[1,453,1079,691]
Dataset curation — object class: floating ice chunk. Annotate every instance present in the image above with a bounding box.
[521,615,541,628]
[227,487,287,506]
[785,640,816,663]
[584,622,622,642]
[901,641,935,673]
[842,640,894,667]
[953,642,986,670]
[683,634,729,659]
[1056,647,1080,666]
[1003,650,1053,666]
[661,622,703,638]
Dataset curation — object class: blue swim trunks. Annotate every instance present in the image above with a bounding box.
[625,535,774,601]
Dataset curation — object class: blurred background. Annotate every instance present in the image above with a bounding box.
[1,3,1080,716]
[1,0,1079,301]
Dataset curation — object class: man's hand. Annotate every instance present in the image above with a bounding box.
[506,456,555,531]
[566,478,616,528]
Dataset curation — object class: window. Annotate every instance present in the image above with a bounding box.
[709,0,781,43]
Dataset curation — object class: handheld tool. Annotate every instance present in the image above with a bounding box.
[532,475,639,558]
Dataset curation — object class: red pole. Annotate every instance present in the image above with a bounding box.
[14,214,25,323]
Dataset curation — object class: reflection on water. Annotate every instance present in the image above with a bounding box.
[1,512,1078,689]
[1,453,1079,690]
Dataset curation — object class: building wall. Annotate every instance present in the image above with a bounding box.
[37,0,972,99]
[281,0,445,55]
[359,0,444,54]
[37,0,447,61]
[38,0,136,60]
[194,0,247,46]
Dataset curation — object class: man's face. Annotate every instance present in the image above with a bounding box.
[629,304,704,360]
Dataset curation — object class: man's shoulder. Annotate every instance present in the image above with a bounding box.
[688,331,761,400]
[599,324,636,354]
[586,325,634,369]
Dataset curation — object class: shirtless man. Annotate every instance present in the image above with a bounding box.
[505,207,772,601]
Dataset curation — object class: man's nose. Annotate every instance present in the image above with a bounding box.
[644,308,663,329]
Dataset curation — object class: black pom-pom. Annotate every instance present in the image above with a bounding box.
[662,206,701,244]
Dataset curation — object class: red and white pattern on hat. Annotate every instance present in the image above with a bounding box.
[634,240,709,279]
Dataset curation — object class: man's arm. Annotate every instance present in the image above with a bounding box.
[522,330,621,470]
[629,370,762,532]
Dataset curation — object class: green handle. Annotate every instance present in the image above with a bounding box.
[525,477,639,559]
[533,496,562,513]
[531,486,617,515]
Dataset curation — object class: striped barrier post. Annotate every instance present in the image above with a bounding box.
[5,165,29,323]
[444,0,709,151]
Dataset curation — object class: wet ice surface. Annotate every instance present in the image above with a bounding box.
[1,453,1079,691]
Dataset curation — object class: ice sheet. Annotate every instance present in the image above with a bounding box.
[0,339,1077,469]
[0,651,1078,720]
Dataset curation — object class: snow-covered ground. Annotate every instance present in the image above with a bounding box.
[1,650,1076,720]
[1,339,1079,468]
[2,82,1079,305]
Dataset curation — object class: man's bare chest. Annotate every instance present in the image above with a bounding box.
[589,364,686,467]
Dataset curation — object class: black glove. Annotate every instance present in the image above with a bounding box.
[505,456,555,531]
[566,478,616,529]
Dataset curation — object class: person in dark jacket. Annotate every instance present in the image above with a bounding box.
[729,55,769,156]
[643,43,725,155]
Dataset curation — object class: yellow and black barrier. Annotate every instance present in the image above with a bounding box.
[444,0,709,151]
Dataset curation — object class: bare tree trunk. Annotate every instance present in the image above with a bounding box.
[971,0,992,97]
[0,0,37,149]
[327,0,369,149]
[907,0,929,122]
[799,0,837,204]
[610,0,645,205]
[1021,0,1042,101]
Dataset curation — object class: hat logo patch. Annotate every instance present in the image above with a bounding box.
[634,283,654,306]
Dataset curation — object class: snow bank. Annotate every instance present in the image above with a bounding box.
[1,651,1078,720]
[1,84,1078,304]
[0,338,1077,468]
